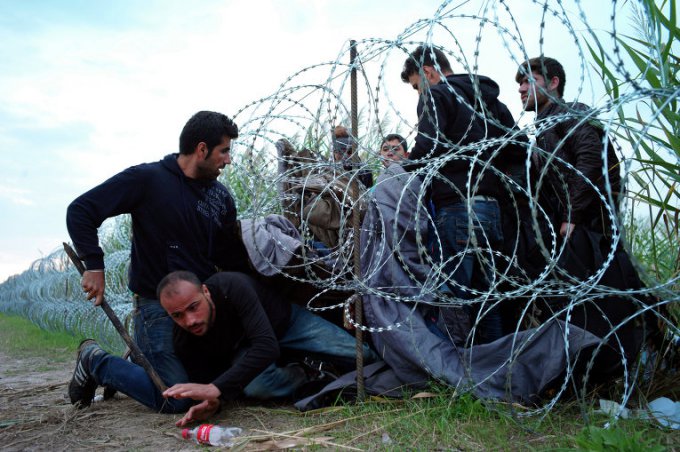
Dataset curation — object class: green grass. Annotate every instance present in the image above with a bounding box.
[0,311,678,449]
[295,390,680,450]
[0,312,83,362]
[573,424,667,452]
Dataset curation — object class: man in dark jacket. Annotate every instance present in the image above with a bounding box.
[515,57,656,371]
[66,111,248,412]
[159,271,376,426]
[401,45,523,344]
[516,56,621,238]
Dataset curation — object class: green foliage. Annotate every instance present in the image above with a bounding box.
[587,1,679,202]
[223,144,281,218]
[627,216,678,280]
[0,312,83,361]
[574,425,665,452]
[307,393,680,450]
[587,0,680,326]
[306,390,566,449]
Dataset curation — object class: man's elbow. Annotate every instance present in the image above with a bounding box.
[66,196,87,223]
[65,200,81,233]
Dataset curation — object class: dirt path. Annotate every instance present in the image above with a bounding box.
[0,352,358,451]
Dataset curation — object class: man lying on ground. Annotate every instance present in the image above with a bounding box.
[70,270,377,425]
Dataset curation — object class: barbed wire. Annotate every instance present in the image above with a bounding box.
[0,0,678,416]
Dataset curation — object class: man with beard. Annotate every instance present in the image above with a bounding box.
[516,56,658,372]
[66,111,248,413]
[516,56,621,239]
[158,271,377,426]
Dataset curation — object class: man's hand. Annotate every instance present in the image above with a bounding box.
[163,383,222,427]
[163,383,221,401]
[174,399,221,427]
[82,270,105,306]
[560,222,576,240]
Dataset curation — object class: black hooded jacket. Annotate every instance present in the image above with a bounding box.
[408,74,525,208]
[66,154,249,299]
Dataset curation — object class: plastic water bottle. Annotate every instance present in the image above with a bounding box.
[182,424,242,447]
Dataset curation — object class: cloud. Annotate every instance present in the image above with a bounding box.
[0,0,636,283]
[0,185,33,206]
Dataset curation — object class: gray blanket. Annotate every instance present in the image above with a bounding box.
[296,164,601,409]
[240,214,303,276]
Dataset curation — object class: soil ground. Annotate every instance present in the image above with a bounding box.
[4,342,679,450]
[0,351,360,451]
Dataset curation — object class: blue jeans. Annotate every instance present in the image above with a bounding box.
[89,301,191,413]
[434,199,504,343]
[244,304,377,399]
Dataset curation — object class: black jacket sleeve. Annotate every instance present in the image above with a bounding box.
[209,275,280,400]
[558,116,609,224]
[408,89,453,164]
[66,165,148,270]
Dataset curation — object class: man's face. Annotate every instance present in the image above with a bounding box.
[379,139,408,167]
[518,71,556,113]
[160,281,215,336]
[407,73,424,94]
[407,66,441,95]
[196,135,232,180]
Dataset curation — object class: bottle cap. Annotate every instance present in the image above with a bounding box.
[181,428,189,439]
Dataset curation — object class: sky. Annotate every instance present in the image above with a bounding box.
[0,0,631,283]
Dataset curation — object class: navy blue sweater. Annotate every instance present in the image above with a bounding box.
[66,154,248,299]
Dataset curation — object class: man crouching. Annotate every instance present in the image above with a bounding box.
[159,270,374,426]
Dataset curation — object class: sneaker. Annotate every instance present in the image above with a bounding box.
[301,357,339,381]
[68,339,103,408]
[292,359,339,400]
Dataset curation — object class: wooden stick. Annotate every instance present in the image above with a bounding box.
[63,242,167,393]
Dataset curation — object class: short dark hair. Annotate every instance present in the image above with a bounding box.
[382,134,408,153]
[401,45,453,83]
[157,270,202,300]
[515,56,566,98]
[179,111,239,156]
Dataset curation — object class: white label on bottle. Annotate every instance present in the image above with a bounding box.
[197,424,214,444]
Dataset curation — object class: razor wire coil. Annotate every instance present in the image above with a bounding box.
[1,0,678,417]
